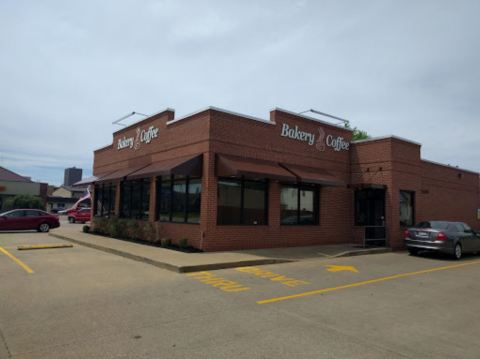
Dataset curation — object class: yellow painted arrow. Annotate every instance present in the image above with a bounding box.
[324,265,358,273]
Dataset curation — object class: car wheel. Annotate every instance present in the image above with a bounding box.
[39,223,50,233]
[453,243,462,260]
[408,248,419,256]
[68,217,75,223]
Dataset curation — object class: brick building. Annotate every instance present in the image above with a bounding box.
[88,107,480,251]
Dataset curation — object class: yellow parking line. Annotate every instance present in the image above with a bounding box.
[0,246,34,274]
[257,260,480,305]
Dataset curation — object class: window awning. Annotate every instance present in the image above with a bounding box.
[216,154,296,181]
[99,165,149,182]
[126,154,203,180]
[281,164,345,187]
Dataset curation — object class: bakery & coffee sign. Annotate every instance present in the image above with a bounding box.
[117,125,159,151]
[280,123,349,152]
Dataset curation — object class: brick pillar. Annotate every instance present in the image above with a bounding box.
[114,182,121,216]
[149,176,156,222]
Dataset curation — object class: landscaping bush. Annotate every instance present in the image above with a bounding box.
[92,217,109,235]
[142,221,156,242]
[107,218,127,238]
[178,238,189,249]
[160,237,171,248]
[82,225,90,233]
[125,220,141,241]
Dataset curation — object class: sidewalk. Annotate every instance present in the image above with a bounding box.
[49,227,390,273]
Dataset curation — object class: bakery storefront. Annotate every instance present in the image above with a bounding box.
[88,107,480,251]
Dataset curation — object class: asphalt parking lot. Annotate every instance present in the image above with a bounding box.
[1,230,480,359]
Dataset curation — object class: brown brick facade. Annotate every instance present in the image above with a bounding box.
[91,107,480,251]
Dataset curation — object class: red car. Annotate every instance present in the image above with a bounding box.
[68,208,91,224]
[0,209,60,232]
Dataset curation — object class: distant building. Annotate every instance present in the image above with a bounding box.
[0,166,48,210]
[46,185,89,213]
[64,167,82,187]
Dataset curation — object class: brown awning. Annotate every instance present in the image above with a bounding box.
[216,154,296,181]
[99,165,149,182]
[281,164,345,187]
[127,154,203,180]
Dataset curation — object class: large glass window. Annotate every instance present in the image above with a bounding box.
[217,178,267,225]
[399,190,415,227]
[156,175,201,224]
[120,179,150,220]
[94,183,116,217]
[280,185,318,225]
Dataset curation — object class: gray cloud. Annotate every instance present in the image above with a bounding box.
[1,0,479,185]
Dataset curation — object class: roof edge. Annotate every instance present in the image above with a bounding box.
[166,106,274,126]
[351,135,422,146]
[271,107,353,132]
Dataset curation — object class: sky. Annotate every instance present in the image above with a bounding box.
[0,0,479,186]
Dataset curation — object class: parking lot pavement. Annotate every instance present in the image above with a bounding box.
[1,231,480,359]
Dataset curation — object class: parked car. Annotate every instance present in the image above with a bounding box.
[68,208,91,224]
[0,209,60,232]
[404,221,480,259]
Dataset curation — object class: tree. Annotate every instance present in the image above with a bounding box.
[3,195,44,210]
[344,121,369,141]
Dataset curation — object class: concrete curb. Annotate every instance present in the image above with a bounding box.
[49,233,292,273]
[329,247,392,258]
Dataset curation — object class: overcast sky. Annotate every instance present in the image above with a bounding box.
[1,0,479,186]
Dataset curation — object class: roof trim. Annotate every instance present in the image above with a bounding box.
[166,106,274,126]
[421,159,479,175]
[351,135,422,146]
[271,107,353,132]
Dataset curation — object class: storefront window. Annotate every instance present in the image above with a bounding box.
[120,179,150,220]
[156,175,201,224]
[280,185,318,225]
[217,178,267,225]
[94,183,116,217]
[399,190,415,227]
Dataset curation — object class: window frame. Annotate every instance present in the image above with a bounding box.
[217,176,269,226]
[280,183,319,226]
[156,175,202,224]
[94,182,116,217]
[119,179,150,220]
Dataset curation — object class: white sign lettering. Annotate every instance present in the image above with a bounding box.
[280,122,349,152]
[326,134,350,151]
[117,125,159,151]
[280,123,316,146]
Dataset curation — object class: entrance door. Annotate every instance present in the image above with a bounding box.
[354,188,386,246]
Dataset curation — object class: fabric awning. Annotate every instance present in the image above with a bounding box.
[126,154,203,180]
[216,154,296,181]
[281,164,345,187]
[99,165,149,182]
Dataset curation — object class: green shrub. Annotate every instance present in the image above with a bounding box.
[107,218,127,238]
[92,217,108,235]
[142,222,156,242]
[125,220,141,240]
[82,225,90,233]
[160,238,171,248]
[178,238,189,249]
